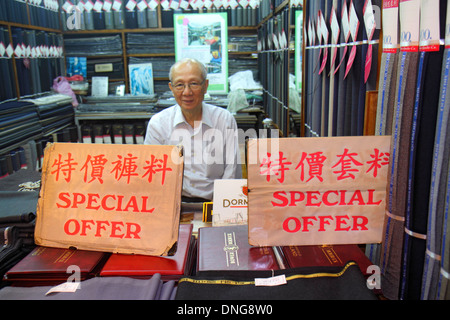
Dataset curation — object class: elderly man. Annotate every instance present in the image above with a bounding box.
[144,58,241,201]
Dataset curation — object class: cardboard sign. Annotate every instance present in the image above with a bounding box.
[247,136,391,246]
[212,179,248,226]
[35,143,184,256]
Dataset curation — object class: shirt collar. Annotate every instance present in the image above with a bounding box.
[173,103,213,128]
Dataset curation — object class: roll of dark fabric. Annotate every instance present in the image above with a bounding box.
[349,0,365,136]
[366,50,399,266]
[175,262,378,300]
[421,48,450,300]
[401,0,446,300]
[401,49,444,300]
[380,49,419,300]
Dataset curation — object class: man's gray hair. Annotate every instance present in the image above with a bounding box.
[169,58,207,82]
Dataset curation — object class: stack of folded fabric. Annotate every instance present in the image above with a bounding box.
[126,33,175,54]
[22,94,75,136]
[64,35,123,56]
[0,101,41,152]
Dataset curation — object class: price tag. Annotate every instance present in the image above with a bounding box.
[93,0,103,12]
[229,0,239,10]
[160,0,169,10]
[0,42,5,57]
[179,0,189,9]
[330,6,340,45]
[348,0,359,42]
[382,0,399,52]
[341,0,350,41]
[306,18,312,46]
[148,0,158,10]
[255,274,287,287]
[84,0,94,12]
[6,44,14,58]
[318,10,328,74]
[363,0,376,83]
[78,1,86,12]
[344,0,359,78]
[112,0,122,11]
[62,0,74,12]
[363,0,376,41]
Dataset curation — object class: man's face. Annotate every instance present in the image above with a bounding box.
[169,62,208,113]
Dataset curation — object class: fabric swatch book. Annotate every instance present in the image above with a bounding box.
[196,225,280,273]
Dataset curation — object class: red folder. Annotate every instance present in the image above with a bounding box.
[100,224,194,280]
[4,246,108,286]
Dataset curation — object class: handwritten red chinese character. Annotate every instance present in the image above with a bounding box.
[295,151,327,182]
[80,154,108,183]
[110,153,139,184]
[142,154,172,185]
[259,152,292,183]
[366,149,390,177]
[50,153,78,182]
[332,148,363,180]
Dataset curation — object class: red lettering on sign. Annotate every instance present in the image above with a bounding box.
[56,192,155,213]
[318,215,334,231]
[51,153,78,182]
[332,148,363,180]
[110,153,139,184]
[281,214,369,233]
[323,191,339,206]
[63,219,142,239]
[260,152,292,183]
[271,190,382,207]
[80,154,108,184]
[351,216,369,230]
[283,217,301,233]
[335,215,351,231]
[366,149,390,178]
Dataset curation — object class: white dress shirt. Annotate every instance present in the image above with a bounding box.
[144,103,242,200]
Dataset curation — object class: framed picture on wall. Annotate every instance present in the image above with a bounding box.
[173,12,229,94]
[128,63,154,96]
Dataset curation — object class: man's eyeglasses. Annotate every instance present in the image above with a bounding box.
[172,81,204,92]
